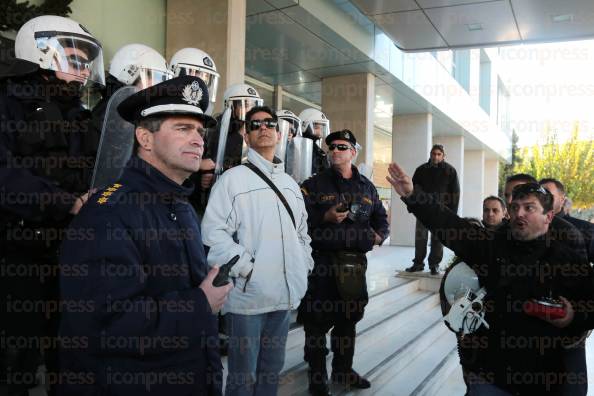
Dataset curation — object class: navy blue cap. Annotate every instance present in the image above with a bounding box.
[118,75,216,128]
[325,129,357,146]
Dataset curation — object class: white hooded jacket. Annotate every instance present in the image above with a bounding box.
[201,148,314,314]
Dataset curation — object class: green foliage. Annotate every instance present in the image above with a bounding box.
[498,130,519,196]
[1,0,72,32]
[514,125,594,209]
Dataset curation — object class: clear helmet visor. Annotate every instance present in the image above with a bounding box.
[279,118,301,140]
[175,66,220,103]
[36,34,105,87]
[304,119,330,140]
[137,68,173,89]
[229,97,264,121]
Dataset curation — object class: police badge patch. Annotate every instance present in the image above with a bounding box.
[182,81,203,106]
[203,57,213,68]
[247,87,257,96]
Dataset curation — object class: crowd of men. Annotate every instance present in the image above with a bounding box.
[1,13,593,396]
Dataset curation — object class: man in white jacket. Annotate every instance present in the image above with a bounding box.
[202,105,314,395]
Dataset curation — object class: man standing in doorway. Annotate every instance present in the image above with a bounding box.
[406,144,460,275]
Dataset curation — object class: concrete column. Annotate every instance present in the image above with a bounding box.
[390,114,432,246]
[484,159,499,197]
[166,0,246,114]
[321,73,375,166]
[273,84,283,110]
[463,150,485,218]
[432,135,464,214]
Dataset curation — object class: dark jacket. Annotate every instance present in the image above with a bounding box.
[189,114,244,215]
[58,156,221,396]
[311,143,329,176]
[412,160,460,212]
[561,213,594,264]
[298,166,389,323]
[404,188,593,395]
[0,72,96,344]
[89,75,125,136]
[0,73,97,226]
[301,166,389,253]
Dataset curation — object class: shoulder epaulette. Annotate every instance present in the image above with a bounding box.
[95,183,126,206]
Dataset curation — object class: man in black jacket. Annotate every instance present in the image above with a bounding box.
[58,76,232,396]
[388,162,593,396]
[298,130,389,395]
[539,178,593,264]
[0,15,105,395]
[406,144,460,275]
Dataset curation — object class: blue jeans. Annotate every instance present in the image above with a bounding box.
[225,310,290,396]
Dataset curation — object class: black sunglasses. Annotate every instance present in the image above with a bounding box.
[247,118,277,131]
[512,183,550,200]
[328,143,351,151]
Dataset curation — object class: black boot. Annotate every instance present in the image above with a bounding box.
[405,264,424,272]
[308,367,331,395]
[331,369,371,389]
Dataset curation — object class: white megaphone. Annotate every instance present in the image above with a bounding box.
[440,261,489,336]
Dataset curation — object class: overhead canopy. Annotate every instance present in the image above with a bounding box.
[349,0,594,51]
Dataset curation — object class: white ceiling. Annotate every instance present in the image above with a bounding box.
[350,0,594,51]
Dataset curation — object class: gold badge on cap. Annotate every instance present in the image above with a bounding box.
[182,81,203,106]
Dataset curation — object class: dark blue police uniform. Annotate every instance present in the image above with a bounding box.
[58,75,221,396]
[296,130,389,393]
[0,65,98,393]
[58,156,221,396]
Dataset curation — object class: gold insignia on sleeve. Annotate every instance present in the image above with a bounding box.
[363,197,372,205]
[96,183,123,204]
[301,187,309,196]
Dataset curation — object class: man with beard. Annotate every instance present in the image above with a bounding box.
[406,144,460,275]
[388,162,593,396]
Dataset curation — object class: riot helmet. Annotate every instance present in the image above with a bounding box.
[109,44,171,89]
[170,47,219,112]
[223,83,263,121]
[15,15,105,87]
[299,108,330,141]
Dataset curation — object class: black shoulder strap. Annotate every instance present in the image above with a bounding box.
[244,162,296,229]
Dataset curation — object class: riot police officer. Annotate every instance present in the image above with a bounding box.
[297,130,389,395]
[191,83,263,215]
[91,43,171,132]
[299,108,331,176]
[170,47,220,115]
[0,15,105,395]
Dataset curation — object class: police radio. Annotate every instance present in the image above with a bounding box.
[212,255,240,287]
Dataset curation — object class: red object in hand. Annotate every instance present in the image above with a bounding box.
[523,299,566,320]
